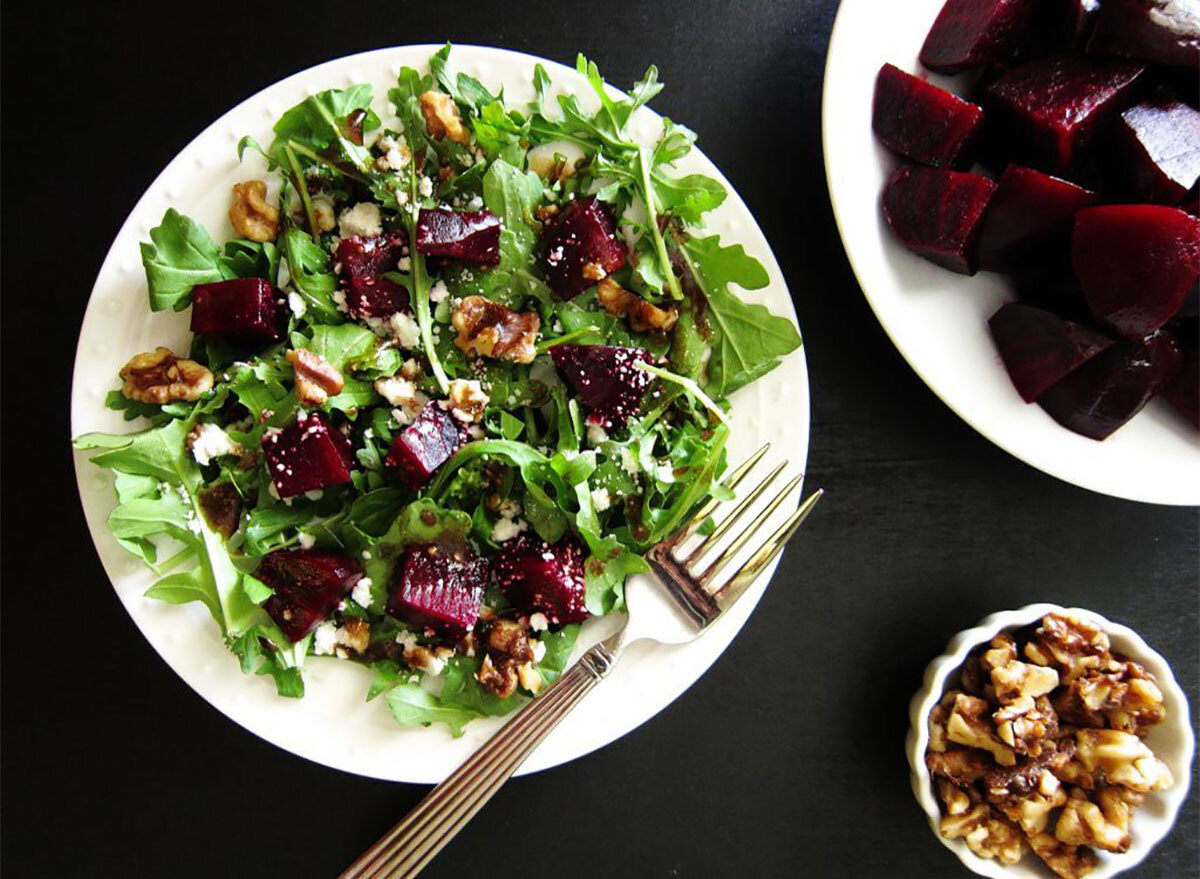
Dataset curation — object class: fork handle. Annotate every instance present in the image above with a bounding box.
[339,642,619,879]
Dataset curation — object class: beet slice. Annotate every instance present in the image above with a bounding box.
[550,344,654,430]
[540,197,627,299]
[882,166,997,274]
[258,549,363,642]
[388,543,486,640]
[262,411,355,499]
[495,534,590,625]
[1087,0,1200,68]
[1038,331,1182,438]
[414,209,501,266]
[977,165,1100,271]
[1073,204,1200,340]
[919,0,1035,73]
[385,404,466,490]
[1162,346,1199,427]
[989,302,1114,402]
[872,64,985,169]
[1115,99,1200,205]
[1026,0,1103,56]
[190,278,285,342]
[984,56,1146,173]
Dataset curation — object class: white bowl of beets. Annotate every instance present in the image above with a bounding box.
[869,0,1199,443]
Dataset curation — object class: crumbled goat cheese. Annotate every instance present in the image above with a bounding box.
[297,532,316,550]
[590,487,612,512]
[492,516,528,542]
[620,447,640,476]
[656,463,676,484]
[313,622,338,655]
[418,176,434,198]
[466,195,484,211]
[395,630,420,651]
[374,376,418,407]
[529,612,549,632]
[387,311,421,348]
[397,255,412,271]
[429,280,449,303]
[586,423,608,446]
[338,202,383,238]
[189,423,242,467]
[304,489,324,501]
[351,578,373,608]
[531,639,547,662]
[287,292,307,318]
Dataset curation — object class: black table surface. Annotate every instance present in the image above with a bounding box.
[3,1,1197,876]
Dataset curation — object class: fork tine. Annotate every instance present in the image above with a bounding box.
[680,459,787,564]
[696,472,803,585]
[712,489,823,608]
[668,442,770,548]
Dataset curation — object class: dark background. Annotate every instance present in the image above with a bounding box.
[3,1,1196,876]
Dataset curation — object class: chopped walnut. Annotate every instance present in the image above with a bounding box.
[419,91,469,145]
[286,348,344,406]
[451,295,540,364]
[1024,613,1119,684]
[120,347,214,404]
[447,378,489,424]
[475,618,534,699]
[1075,729,1174,792]
[994,695,1058,756]
[992,769,1068,837]
[982,633,1019,671]
[939,804,1026,865]
[337,618,371,654]
[1054,661,1166,734]
[517,661,543,694]
[927,748,991,787]
[947,693,1017,766]
[983,737,1075,802]
[991,658,1060,704]
[936,777,974,816]
[1096,785,1144,837]
[1055,788,1131,853]
[596,278,680,333]
[927,690,958,753]
[1027,832,1098,879]
[229,180,279,242]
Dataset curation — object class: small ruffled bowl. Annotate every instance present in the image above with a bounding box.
[906,603,1194,878]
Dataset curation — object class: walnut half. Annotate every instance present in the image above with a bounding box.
[287,348,344,406]
[120,348,213,404]
[419,91,469,145]
[596,278,679,333]
[452,295,540,364]
[939,804,1026,866]
[229,180,279,242]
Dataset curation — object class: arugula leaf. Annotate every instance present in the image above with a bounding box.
[218,239,279,282]
[271,85,377,173]
[281,226,342,323]
[385,683,478,737]
[140,209,224,312]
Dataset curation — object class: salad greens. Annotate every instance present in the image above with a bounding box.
[74,45,800,736]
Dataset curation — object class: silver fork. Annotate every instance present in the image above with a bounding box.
[339,443,822,879]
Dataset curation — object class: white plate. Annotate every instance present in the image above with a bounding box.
[823,0,1200,506]
[70,45,809,783]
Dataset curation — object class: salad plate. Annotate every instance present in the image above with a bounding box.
[823,0,1200,506]
[70,44,809,783]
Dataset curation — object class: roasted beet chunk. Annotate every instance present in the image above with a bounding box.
[919,0,1035,73]
[385,404,466,490]
[882,166,997,274]
[1038,331,1182,439]
[190,278,285,342]
[1087,0,1200,68]
[1163,346,1199,428]
[984,56,1145,172]
[258,549,363,642]
[1026,0,1103,56]
[550,344,653,429]
[1115,99,1200,205]
[334,233,409,318]
[872,64,985,169]
[977,165,1099,272]
[495,534,590,625]
[262,411,354,499]
[989,302,1114,402]
[540,197,626,299]
[414,209,501,265]
[388,543,486,639]
[1073,205,1200,340]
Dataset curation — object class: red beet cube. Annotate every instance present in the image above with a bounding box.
[190,278,285,342]
[1038,331,1182,439]
[1073,204,1200,340]
[495,534,590,625]
[1163,346,1199,427]
[989,302,1114,401]
[258,549,363,642]
[1115,99,1200,205]
[334,233,409,319]
[1087,0,1200,69]
[872,64,985,169]
[388,544,486,639]
[540,197,627,299]
[977,165,1100,271]
[414,209,501,266]
[919,0,1035,73]
[882,166,997,274]
[1026,0,1103,56]
[985,56,1146,172]
[344,277,409,319]
[385,404,466,490]
[262,411,355,499]
[550,344,653,430]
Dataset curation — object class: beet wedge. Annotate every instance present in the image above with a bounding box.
[1038,331,1182,439]
[882,166,997,274]
[1115,99,1200,205]
[1073,205,1200,340]
[872,64,984,169]
[388,543,486,640]
[1162,346,1199,428]
[262,411,355,499]
[190,278,285,342]
[495,534,590,625]
[549,344,653,429]
[977,165,1099,272]
[259,549,363,642]
[989,302,1114,402]
[415,209,501,266]
[540,197,626,299]
[335,232,410,318]
[920,0,1035,73]
[1025,0,1103,57]
[1087,0,1200,69]
[385,404,466,490]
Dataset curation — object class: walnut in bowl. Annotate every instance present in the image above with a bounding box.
[907,605,1193,879]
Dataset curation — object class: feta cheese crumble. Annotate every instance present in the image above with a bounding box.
[313,622,338,655]
[429,280,449,303]
[529,612,549,632]
[590,487,612,512]
[188,423,243,467]
[287,292,307,319]
[387,311,421,349]
[492,515,528,542]
[338,202,383,238]
[297,531,316,550]
[351,578,373,608]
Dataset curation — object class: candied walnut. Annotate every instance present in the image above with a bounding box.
[1055,661,1166,734]
[927,748,991,787]
[1075,729,1174,792]
[229,180,279,242]
[476,618,535,699]
[402,642,454,674]
[419,91,469,145]
[982,633,1019,671]
[286,348,344,407]
[1025,613,1118,684]
[984,737,1074,801]
[517,661,543,694]
[928,690,959,754]
[1028,832,1099,879]
[595,278,679,333]
[452,295,540,364]
[994,694,1058,756]
[337,618,371,654]
[939,804,1026,865]
[197,482,243,538]
[1096,785,1144,837]
[120,347,214,404]
[936,777,974,816]
[992,659,1059,704]
[947,693,1016,766]
[447,378,489,424]
[992,769,1067,836]
[958,654,991,698]
[1055,788,1131,853]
